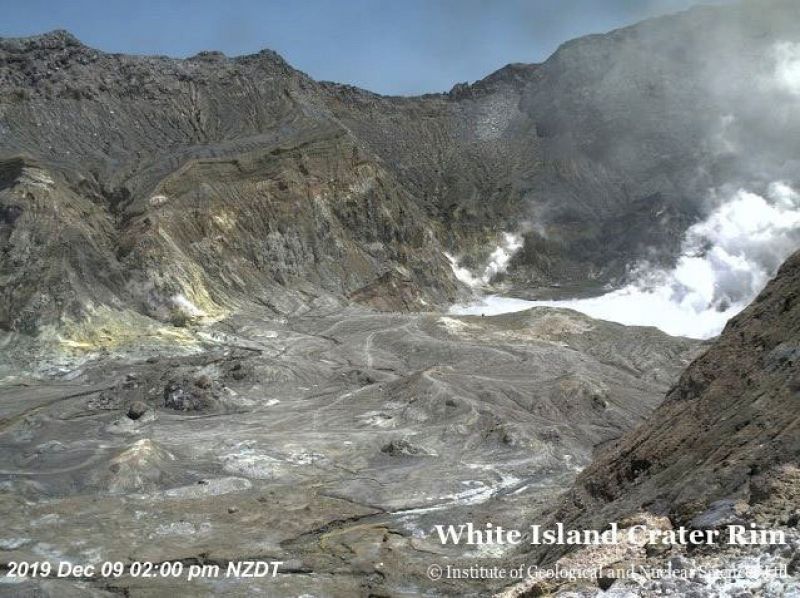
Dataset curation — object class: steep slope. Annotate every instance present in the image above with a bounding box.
[0,32,459,341]
[329,0,800,283]
[0,157,124,333]
[488,251,800,597]
[550,247,800,545]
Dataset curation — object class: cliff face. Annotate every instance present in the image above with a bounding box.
[552,249,800,533]
[0,32,461,334]
[2,0,800,338]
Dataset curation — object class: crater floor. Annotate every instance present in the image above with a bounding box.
[0,307,699,596]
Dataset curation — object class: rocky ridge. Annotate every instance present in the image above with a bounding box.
[3,0,800,355]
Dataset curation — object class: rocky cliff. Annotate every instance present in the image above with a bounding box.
[554,248,800,530]
[0,32,460,340]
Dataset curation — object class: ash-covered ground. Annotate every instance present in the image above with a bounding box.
[0,306,699,596]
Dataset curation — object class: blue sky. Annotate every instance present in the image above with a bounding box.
[0,0,732,95]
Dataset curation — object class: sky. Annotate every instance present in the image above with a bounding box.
[0,0,734,96]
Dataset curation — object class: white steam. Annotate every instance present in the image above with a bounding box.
[484,233,524,282]
[445,253,483,287]
[451,184,800,339]
[171,294,205,318]
[446,232,523,287]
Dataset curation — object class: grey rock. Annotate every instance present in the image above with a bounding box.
[126,400,149,420]
[380,438,431,457]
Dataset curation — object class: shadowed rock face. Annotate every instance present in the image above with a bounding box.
[323,0,800,282]
[3,0,800,339]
